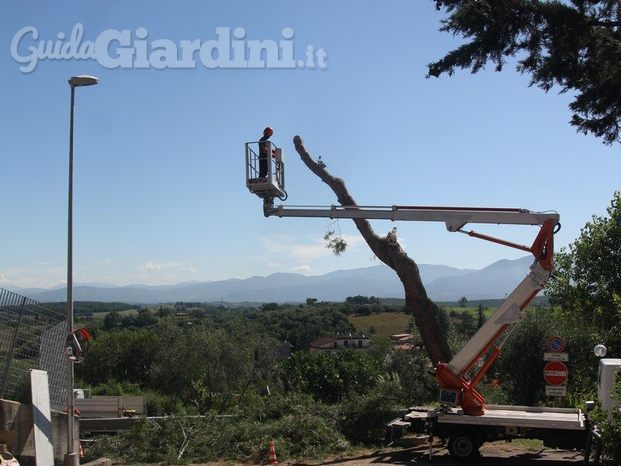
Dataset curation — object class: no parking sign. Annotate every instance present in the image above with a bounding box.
[544,336,568,396]
[547,336,566,353]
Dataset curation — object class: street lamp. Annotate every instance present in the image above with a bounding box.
[66,74,98,466]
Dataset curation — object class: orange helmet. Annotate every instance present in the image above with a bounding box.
[263,126,273,137]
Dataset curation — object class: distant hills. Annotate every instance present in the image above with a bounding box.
[8,256,538,304]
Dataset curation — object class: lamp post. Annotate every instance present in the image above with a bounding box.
[66,75,98,466]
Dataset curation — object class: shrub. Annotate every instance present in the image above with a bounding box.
[593,376,621,465]
[87,394,350,464]
[339,374,403,443]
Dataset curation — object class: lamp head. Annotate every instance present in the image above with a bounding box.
[69,75,99,87]
[594,344,607,358]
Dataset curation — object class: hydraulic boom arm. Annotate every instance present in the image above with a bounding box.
[263,201,559,415]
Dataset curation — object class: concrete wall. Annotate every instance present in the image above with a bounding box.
[0,399,79,465]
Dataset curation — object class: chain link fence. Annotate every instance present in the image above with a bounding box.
[0,288,68,410]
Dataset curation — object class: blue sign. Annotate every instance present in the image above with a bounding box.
[547,336,566,353]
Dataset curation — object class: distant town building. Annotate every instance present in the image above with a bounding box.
[389,333,419,351]
[309,334,371,354]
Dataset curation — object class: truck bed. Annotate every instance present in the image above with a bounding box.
[388,404,589,458]
[394,404,586,438]
[435,404,585,431]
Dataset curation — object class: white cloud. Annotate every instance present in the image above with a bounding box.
[259,237,328,261]
[133,261,199,285]
[140,261,160,272]
[292,264,311,273]
[138,261,184,273]
[259,234,365,263]
[0,266,65,289]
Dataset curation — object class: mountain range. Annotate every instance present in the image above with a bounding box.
[8,256,536,304]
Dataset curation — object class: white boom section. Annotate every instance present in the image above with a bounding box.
[447,261,550,375]
[267,204,557,231]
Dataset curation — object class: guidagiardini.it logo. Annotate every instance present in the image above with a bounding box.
[11,23,328,73]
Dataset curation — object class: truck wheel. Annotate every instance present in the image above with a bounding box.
[448,432,480,461]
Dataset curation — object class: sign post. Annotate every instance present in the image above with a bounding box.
[544,336,568,397]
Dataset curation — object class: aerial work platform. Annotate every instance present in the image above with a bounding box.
[245,140,287,200]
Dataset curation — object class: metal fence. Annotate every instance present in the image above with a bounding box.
[0,288,68,410]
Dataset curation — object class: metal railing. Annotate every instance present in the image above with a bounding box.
[245,141,286,197]
[246,142,261,179]
[0,288,68,410]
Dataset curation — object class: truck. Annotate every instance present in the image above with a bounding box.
[244,138,620,462]
[385,360,619,461]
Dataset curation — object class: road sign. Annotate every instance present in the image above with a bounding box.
[547,336,566,353]
[544,361,568,385]
[544,352,569,362]
[546,385,567,397]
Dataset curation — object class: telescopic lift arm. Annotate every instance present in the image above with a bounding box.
[263,201,560,415]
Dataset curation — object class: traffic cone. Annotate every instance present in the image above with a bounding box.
[268,440,278,464]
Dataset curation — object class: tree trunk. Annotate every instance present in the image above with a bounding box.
[293,136,452,365]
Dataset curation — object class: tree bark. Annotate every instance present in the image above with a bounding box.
[293,135,452,365]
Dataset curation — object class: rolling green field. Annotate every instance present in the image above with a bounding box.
[92,308,140,319]
[348,312,412,338]
[348,305,500,340]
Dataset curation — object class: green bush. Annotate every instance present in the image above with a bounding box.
[87,394,350,464]
[282,350,384,403]
[593,376,621,465]
[86,380,142,396]
[386,349,437,405]
[339,374,403,443]
[143,390,188,416]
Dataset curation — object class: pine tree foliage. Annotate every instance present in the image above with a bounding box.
[430,0,621,144]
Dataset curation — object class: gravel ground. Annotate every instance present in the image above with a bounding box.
[111,440,586,465]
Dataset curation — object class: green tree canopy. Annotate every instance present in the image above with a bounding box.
[283,351,384,403]
[103,310,121,330]
[77,327,160,387]
[430,0,621,144]
[547,191,621,334]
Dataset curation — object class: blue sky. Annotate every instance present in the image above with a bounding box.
[1,1,619,289]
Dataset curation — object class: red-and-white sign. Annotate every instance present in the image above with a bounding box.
[543,361,568,386]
